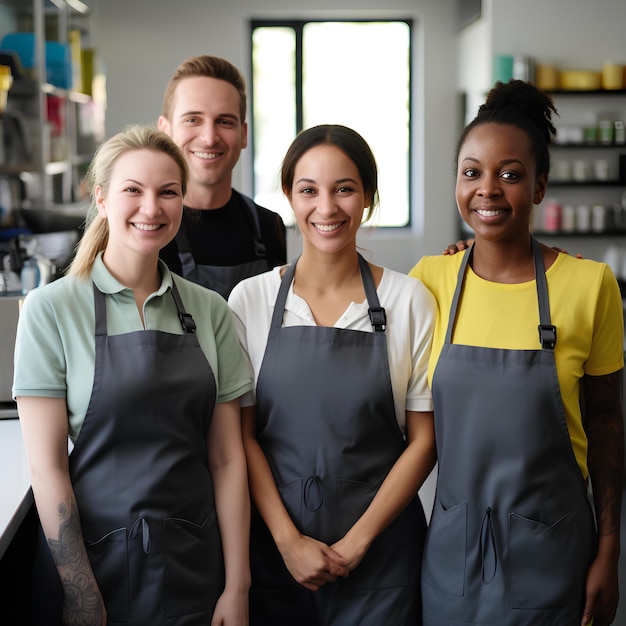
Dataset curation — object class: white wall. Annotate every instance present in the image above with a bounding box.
[88,0,626,269]
[490,0,626,68]
[88,0,460,271]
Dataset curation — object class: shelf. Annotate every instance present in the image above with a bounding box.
[41,83,92,104]
[0,163,34,175]
[553,142,626,149]
[1,0,102,211]
[549,180,625,187]
[550,89,626,96]
[0,161,70,175]
[534,230,626,237]
[44,161,71,175]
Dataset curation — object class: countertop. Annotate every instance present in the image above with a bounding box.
[0,417,33,559]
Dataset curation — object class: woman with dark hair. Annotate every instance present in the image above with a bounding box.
[410,80,624,626]
[229,124,437,625]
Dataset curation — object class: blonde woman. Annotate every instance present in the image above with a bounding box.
[14,125,252,625]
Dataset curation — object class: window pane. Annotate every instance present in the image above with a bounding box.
[303,22,410,227]
[251,27,297,224]
[251,21,411,227]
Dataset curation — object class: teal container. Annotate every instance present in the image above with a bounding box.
[493,54,513,84]
[0,33,72,89]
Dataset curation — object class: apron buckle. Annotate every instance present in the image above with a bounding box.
[538,324,557,349]
[178,312,197,334]
[368,306,387,332]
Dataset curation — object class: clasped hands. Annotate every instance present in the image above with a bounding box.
[278,532,367,591]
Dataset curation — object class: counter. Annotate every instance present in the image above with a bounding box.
[0,417,32,559]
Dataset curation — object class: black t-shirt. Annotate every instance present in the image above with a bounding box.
[160,190,287,275]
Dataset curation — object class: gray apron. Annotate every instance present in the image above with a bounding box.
[249,254,425,626]
[422,238,596,626]
[176,195,272,299]
[32,280,224,625]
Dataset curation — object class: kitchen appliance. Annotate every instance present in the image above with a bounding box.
[0,295,20,404]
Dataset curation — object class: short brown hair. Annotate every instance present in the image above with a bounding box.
[162,55,247,122]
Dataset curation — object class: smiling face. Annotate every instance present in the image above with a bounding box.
[97,149,184,265]
[456,122,547,244]
[286,144,370,257]
[158,76,247,204]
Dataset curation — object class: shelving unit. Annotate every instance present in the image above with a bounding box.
[0,0,103,220]
[535,88,626,238]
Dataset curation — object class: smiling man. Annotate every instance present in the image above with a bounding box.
[158,55,286,299]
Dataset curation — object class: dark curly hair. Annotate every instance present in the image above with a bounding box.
[456,80,558,176]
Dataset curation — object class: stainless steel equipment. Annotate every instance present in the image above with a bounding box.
[0,295,20,404]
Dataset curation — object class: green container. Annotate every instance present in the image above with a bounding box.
[493,54,513,84]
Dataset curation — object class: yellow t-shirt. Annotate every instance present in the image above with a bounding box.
[409,251,624,479]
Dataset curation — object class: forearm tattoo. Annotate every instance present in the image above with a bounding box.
[47,496,104,626]
[583,371,624,537]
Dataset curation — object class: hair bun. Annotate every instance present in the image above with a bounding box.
[478,80,557,144]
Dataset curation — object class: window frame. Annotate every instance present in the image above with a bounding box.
[249,18,414,229]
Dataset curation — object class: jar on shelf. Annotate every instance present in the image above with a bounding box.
[591,204,607,233]
[543,199,562,233]
[561,204,576,233]
[576,205,591,233]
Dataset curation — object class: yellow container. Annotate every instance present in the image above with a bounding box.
[559,69,602,91]
[69,29,83,92]
[602,62,624,90]
[535,64,558,91]
[0,65,14,112]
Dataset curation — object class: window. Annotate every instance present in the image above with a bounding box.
[250,19,412,227]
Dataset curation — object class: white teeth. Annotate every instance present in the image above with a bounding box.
[476,209,504,217]
[134,223,161,231]
[194,151,219,159]
[314,223,341,232]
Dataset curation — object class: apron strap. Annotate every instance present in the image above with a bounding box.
[174,227,197,277]
[240,193,268,260]
[93,279,197,335]
[270,253,386,332]
[357,253,386,332]
[269,258,296,330]
[444,245,472,345]
[444,237,556,350]
[93,282,107,337]
[532,237,556,350]
[170,278,197,334]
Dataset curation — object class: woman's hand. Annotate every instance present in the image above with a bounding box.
[277,533,349,591]
[211,586,249,626]
[581,547,619,626]
[442,239,583,258]
[330,533,369,572]
[442,239,474,255]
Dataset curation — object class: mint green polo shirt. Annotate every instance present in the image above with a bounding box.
[13,253,252,440]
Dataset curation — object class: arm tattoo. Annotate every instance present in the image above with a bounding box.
[47,496,104,626]
[583,371,624,537]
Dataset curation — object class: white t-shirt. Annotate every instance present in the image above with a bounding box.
[228,264,437,432]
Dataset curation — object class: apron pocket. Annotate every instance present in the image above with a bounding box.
[509,510,581,609]
[164,512,224,618]
[84,527,129,622]
[422,499,467,596]
[338,479,418,590]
